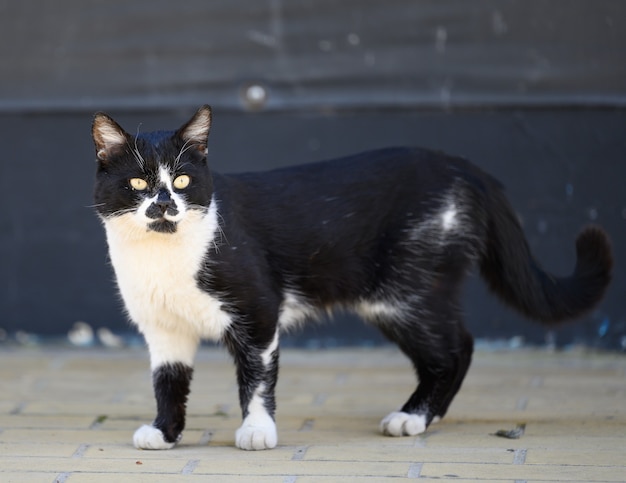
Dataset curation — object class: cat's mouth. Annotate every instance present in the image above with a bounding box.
[148,219,178,234]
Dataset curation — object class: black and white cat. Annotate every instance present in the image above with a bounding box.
[92,105,612,451]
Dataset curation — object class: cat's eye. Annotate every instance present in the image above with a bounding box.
[173,175,191,190]
[129,178,148,191]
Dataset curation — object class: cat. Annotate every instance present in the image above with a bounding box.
[92,105,612,451]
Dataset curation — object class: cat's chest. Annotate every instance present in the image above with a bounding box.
[103,208,232,340]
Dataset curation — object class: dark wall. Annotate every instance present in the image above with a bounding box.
[0,1,624,348]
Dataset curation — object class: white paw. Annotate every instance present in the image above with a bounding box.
[380,411,427,437]
[133,424,177,450]
[235,418,278,450]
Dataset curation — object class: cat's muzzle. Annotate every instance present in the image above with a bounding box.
[143,187,181,233]
[145,192,181,233]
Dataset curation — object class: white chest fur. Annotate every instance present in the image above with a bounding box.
[102,202,232,341]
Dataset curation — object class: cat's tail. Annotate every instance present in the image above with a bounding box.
[479,189,612,324]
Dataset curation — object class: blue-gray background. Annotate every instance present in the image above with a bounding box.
[1,1,624,349]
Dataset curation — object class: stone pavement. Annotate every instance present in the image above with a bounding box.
[0,346,624,482]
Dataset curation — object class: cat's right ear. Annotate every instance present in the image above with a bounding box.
[176,105,212,156]
[92,113,128,163]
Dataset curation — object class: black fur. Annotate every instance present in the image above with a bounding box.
[152,363,193,443]
[93,105,613,449]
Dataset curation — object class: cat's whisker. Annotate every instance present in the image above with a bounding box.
[132,147,145,169]
[126,140,145,170]
[128,125,146,170]
[215,228,227,252]
[174,139,200,168]
[214,208,229,249]
[109,207,137,218]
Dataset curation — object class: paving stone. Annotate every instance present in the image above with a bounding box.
[0,442,78,457]
[0,415,96,429]
[296,479,513,483]
[193,459,411,477]
[419,462,625,481]
[1,472,67,483]
[65,475,292,483]
[525,449,626,466]
[304,445,514,464]
[0,428,130,444]
[0,456,188,474]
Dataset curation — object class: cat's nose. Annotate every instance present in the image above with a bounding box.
[156,189,174,213]
[156,200,173,213]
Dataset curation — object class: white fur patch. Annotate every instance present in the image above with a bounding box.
[407,191,467,244]
[103,197,232,357]
[380,411,427,437]
[278,292,317,329]
[260,331,279,367]
[235,384,277,450]
[159,166,171,186]
[133,424,177,450]
[142,325,200,370]
[353,299,405,321]
[441,204,458,231]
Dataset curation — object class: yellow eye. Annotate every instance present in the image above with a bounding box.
[173,174,191,189]
[129,178,148,191]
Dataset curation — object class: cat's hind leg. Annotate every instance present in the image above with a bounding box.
[133,326,199,450]
[378,303,472,437]
[431,327,474,422]
[224,327,280,450]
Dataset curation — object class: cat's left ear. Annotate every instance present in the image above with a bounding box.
[176,105,212,156]
[92,112,129,163]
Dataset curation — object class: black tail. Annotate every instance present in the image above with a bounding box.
[479,190,612,324]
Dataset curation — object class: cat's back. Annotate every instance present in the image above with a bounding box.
[219,146,491,225]
[230,147,452,184]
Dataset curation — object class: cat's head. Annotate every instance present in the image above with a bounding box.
[92,106,214,235]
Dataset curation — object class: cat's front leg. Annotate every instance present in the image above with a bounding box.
[225,328,280,450]
[133,326,199,450]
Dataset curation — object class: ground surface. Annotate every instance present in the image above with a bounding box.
[0,346,624,482]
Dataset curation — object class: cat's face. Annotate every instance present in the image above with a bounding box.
[92,106,214,235]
